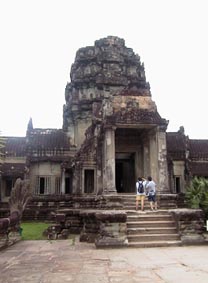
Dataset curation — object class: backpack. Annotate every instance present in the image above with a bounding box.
[137,182,144,194]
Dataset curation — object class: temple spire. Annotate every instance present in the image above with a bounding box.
[26,117,33,135]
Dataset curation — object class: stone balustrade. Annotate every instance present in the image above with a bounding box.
[170,208,206,244]
[94,210,128,248]
[0,211,21,250]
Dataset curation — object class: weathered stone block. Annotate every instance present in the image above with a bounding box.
[170,208,206,245]
[95,236,128,248]
[95,211,127,223]
[181,234,205,244]
[56,213,66,223]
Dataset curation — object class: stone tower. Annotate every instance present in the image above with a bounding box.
[63,36,169,194]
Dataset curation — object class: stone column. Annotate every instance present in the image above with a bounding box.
[61,168,65,194]
[157,125,169,193]
[103,127,117,194]
[143,138,150,178]
[149,128,158,184]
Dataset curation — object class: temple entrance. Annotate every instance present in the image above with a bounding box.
[116,153,135,193]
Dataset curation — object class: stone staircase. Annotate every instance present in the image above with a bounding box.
[120,193,180,210]
[127,210,182,248]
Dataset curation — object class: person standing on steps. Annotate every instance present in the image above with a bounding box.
[146,176,157,211]
[135,177,146,211]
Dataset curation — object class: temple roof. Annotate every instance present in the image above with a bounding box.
[27,129,70,150]
[166,132,187,160]
[166,132,208,170]
[190,162,208,176]
[188,139,208,159]
[106,109,167,126]
[3,137,26,157]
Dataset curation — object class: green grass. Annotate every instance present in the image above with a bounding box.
[20,222,50,240]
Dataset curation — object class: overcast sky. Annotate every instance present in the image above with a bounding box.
[0,0,207,139]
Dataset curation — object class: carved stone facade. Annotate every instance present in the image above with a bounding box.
[63,36,169,195]
[1,36,208,202]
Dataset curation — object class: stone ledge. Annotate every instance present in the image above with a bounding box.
[95,210,127,222]
[95,237,128,248]
[169,208,206,245]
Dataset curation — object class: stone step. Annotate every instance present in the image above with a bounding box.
[128,233,180,242]
[122,194,178,210]
[127,214,173,222]
[128,240,182,248]
[124,204,177,210]
[126,208,181,247]
[127,210,170,215]
[125,201,177,204]
[127,220,176,228]
[125,204,177,207]
[127,227,177,235]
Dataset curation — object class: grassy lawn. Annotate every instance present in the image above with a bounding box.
[20,222,50,240]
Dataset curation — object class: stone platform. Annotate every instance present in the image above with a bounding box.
[1,238,208,282]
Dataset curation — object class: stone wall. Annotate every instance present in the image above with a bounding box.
[170,208,206,244]
[45,209,128,248]
[1,194,186,221]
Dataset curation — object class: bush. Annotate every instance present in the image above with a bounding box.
[185,177,208,218]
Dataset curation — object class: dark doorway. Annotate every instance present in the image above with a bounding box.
[116,162,124,192]
[64,169,73,194]
[39,177,45,194]
[65,177,72,194]
[5,179,13,197]
[116,153,135,193]
[84,169,94,193]
[175,176,181,193]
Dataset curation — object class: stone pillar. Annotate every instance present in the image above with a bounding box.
[143,138,150,178]
[157,126,169,193]
[61,168,65,194]
[149,129,158,184]
[73,165,82,195]
[103,127,117,194]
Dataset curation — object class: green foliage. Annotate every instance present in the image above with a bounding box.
[21,222,50,240]
[21,222,76,243]
[185,177,208,217]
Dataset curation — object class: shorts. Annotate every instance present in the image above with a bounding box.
[136,195,146,201]
[148,194,156,202]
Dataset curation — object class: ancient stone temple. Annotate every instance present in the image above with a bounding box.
[1,36,208,204]
[63,36,169,195]
[1,36,208,248]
